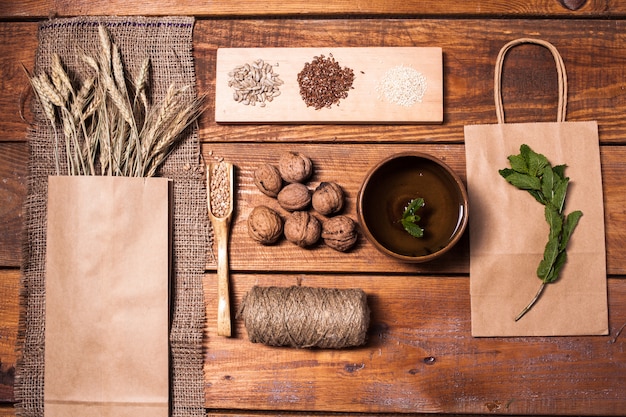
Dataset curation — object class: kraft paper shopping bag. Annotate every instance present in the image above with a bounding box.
[464,38,608,337]
[44,176,171,417]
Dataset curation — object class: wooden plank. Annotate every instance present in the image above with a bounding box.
[0,0,625,18]
[0,407,501,417]
[205,143,468,274]
[194,19,626,145]
[206,413,485,417]
[215,47,442,123]
[0,143,28,268]
[0,23,37,143]
[5,19,626,143]
[2,268,624,413]
[201,273,626,415]
[601,147,626,275]
[0,270,19,404]
[0,408,500,417]
[204,143,626,275]
[3,141,626,274]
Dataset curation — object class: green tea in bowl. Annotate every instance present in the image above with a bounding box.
[357,152,468,263]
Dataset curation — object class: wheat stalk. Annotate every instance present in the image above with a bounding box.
[140,84,180,156]
[133,57,150,114]
[82,54,100,74]
[51,54,73,103]
[27,74,61,174]
[98,25,112,74]
[35,73,65,107]
[97,96,113,175]
[26,24,204,177]
[28,76,57,124]
[142,91,204,177]
[71,76,94,121]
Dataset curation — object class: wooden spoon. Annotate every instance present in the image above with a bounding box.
[207,162,234,337]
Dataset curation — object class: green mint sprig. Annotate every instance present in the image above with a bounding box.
[401,197,425,238]
[499,144,583,322]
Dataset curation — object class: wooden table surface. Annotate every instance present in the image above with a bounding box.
[1,1,626,416]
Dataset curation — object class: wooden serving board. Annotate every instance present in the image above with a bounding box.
[215,47,443,123]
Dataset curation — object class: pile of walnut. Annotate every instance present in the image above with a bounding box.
[247,151,358,252]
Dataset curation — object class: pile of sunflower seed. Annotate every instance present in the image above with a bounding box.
[209,160,231,218]
[228,59,284,107]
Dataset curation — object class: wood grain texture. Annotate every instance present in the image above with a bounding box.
[201,273,626,415]
[3,142,626,274]
[0,408,16,417]
[193,19,626,145]
[0,0,624,18]
[0,143,28,267]
[205,143,468,274]
[4,19,626,143]
[0,270,19,404]
[1,268,625,413]
[208,142,626,275]
[2,9,626,417]
[0,23,37,143]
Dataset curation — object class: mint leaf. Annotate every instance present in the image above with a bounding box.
[537,236,560,280]
[520,144,532,164]
[500,171,541,190]
[553,164,567,180]
[498,168,515,177]
[401,219,424,238]
[528,189,547,205]
[541,164,554,202]
[560,210,583,251]
[500,144,583,321]
[402,198,425,238]
[545,251,568,284]
[551,176,569,213]
[508,154,528,173]
[523,144,549,177]
[403,197,424,218]
[545,204,563,240]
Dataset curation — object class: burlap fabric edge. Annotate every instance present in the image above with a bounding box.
[15,16,209,417]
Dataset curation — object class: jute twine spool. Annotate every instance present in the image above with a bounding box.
[237,286,370,348]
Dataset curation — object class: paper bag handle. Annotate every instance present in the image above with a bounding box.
[494,38,568,124]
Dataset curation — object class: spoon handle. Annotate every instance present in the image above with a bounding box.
[206,161,234,338]
[215,218,231,337]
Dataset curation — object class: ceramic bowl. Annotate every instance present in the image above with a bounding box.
[357,152,469,263]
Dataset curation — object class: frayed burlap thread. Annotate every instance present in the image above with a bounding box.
[15,16,209,417]
[238,286,370,349]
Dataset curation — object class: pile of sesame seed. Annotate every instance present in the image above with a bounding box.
[297,54,355,110]
[377,65,427,107]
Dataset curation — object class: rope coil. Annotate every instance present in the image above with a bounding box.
[237,286,370,349]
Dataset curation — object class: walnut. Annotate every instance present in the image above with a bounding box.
[278,151,313,183]
[284,211,321,247]
[322,215,358,252]
[253,163,283,197]
[312,181,344,216]
[247,205,283,245]
[277,183,311,212]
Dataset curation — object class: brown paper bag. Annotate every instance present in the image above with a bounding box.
[44,176,172,417]
[464,38,608,337]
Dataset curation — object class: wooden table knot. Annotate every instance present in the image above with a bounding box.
[559,0,587,11]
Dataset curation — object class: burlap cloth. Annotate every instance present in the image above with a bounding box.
[15,16,209,417]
